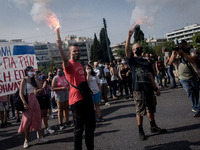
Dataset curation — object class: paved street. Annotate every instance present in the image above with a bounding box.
[0,86,200,150]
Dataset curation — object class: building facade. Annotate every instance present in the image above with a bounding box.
[110,42,126,60]
[166,24,200,42]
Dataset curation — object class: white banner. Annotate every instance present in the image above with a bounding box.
[0,42,37,97]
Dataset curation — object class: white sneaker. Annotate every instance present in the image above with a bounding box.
[23,140,29,149]
[38,137,49,143]
[105,102,111,106]
[36,131,39,139]
[52,109,58,113]
[192,109,197,113]
[44,128,55,135]
[59,125,65,130]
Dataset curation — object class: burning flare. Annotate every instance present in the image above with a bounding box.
[46,10,60,30]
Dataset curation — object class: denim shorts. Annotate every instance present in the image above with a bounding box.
[92,92,101,103]
[0,102,9,111]
[134,91,157,116]
[54,91,69,102]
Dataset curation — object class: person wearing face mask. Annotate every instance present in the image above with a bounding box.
[119,58,133,99]
[18,66,49,149]
[52,68,72,130]
[155,55,167,88]
[125,28,166,141]
[85,65,104,122]
[97,59,111,105]
[35,71,55,136]
[57,39,96,150]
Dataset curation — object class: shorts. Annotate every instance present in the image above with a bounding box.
[0,102,9,111]
[92,92,101,103]
[100,83,108,95]
[54,91,69,102]
[134,91,157,116]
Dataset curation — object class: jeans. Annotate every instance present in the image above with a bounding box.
[167,65,176,86]
[111,80,118,96]
[180,79,200,114]
[155,74,160,86]
[71,98,96,150]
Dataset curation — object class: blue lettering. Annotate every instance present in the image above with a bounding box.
[0,46,12,57]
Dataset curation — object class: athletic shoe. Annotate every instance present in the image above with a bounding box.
[23,140,29,149]
[193,113,200,117]
[66,121,74,127]
[105,102,111,106]
[52,109,58,113]
[38,137,49,143]
[44,128,55,135]
[96,117,105,122]
[192,109,197,113]
[139,131,147,141]
[59,125,65,130]
[150,126,167,133]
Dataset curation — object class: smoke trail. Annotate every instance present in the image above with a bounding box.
[10,0,59,29]
[128,0,198,27]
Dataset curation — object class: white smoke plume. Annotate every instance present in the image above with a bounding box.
[128,0,198,27]
[10,0,59,29]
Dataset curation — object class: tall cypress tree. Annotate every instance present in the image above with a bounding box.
[90,33,101,62]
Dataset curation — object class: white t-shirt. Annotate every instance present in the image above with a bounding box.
[88,75,100,95]
[96,67,110,84]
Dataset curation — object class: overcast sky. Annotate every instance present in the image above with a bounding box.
[0,0,200,45]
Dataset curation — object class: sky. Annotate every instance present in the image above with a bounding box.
[0,0,200,45]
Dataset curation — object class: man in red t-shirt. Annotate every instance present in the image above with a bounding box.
[57,40,95,150]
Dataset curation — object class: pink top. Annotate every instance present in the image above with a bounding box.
[63,60,86,105]
[55,75,68,90]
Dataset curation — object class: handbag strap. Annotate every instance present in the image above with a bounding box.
[24,79,28,96]
[181,56,198,78]
[66,78,79,90]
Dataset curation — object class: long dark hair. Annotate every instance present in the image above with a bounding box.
[85,64,96,76]
[24,66,37,88]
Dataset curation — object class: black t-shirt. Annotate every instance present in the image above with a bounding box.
[127,56,153,92]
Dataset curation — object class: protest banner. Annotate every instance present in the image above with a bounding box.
[0,42,37,97]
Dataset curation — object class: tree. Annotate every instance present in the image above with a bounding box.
[192,32,200,50]
[99,28,108,62]
[116,48,126,58]
[90,33,101,62]
[134,25,144,43]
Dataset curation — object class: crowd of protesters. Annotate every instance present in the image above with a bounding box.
[1,28,200,149]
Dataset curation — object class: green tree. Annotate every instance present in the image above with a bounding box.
[90,33,101,62]
[99,27,109,62]
[134,25,144,43]
[116,48,126,58]
[192,32,200,50]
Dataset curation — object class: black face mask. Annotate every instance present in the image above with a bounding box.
[135,47,143,56]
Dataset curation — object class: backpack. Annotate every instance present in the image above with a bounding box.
[14,80,28,111]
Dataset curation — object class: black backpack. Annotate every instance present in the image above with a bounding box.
[14,80,28,111]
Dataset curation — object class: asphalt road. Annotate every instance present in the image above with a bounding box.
[0,85,200,150]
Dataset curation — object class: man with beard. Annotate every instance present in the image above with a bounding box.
[56,40,96,150]
[125,28,166,141]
